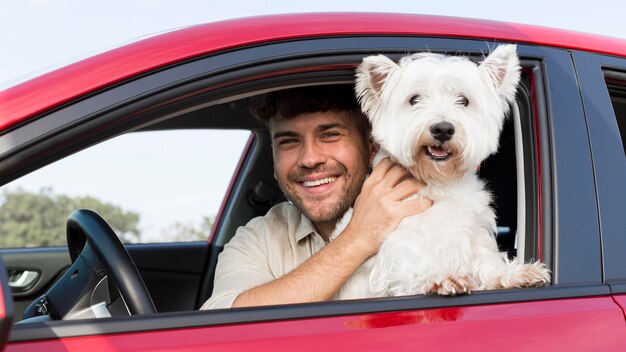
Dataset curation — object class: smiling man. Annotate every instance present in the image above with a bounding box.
[201,86,431,309]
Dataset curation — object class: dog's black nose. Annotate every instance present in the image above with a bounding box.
[430,122,455,142]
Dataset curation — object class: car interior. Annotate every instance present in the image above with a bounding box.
[144,77,537,308]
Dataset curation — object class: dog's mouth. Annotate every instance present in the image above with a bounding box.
[425,145,452,161]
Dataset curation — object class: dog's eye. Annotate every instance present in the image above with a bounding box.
[456,96,469,107]
[409,95,421,106]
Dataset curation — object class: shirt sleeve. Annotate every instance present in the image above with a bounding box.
[200,225,274,310]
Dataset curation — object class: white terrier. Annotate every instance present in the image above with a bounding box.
[333,44,550,298]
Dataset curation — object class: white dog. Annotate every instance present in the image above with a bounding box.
[333,44,550,298]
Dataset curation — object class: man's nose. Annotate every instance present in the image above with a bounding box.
[298,140,327,168]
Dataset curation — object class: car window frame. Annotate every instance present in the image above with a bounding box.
[2,36,606,342]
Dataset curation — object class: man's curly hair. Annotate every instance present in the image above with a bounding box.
[250,85,371,137]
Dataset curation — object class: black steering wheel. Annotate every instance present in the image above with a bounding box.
[23,209,156,320]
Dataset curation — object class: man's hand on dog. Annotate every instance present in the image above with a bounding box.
[347,158,432,256]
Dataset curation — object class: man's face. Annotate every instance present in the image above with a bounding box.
[270,110,373,227]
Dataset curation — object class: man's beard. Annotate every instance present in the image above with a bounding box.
[277,160,369,227]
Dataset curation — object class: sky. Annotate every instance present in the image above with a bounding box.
[0,0,622,242]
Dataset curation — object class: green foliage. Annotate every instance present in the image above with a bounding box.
[0,188,141,248]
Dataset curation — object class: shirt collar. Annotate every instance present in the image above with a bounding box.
[295,212,318,243]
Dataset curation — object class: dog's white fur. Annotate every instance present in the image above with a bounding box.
[332,45,550,298]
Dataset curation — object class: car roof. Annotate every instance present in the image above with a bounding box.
[1,12,625,131]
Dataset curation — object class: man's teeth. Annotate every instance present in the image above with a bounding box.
[303,177,336,187]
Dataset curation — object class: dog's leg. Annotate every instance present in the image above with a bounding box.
[492,260,550,289]
[369,225,479,296]
[472,249,551,290]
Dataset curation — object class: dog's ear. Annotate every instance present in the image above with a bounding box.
[479,44,521,106]
[355,55,399,117]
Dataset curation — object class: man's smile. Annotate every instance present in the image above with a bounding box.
[302,176,337,188]
[298,175,341,196]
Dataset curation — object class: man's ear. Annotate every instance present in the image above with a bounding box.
[355,55,399,118]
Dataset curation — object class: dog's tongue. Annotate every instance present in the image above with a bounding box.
[430,146,449,156]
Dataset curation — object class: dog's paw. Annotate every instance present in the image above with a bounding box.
[520,262,551,287]
[497,262,551,289]
[429,275,475,296]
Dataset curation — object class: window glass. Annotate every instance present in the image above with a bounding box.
[0,129,251,247]
[608,91,626,156]
[605,71,626,155]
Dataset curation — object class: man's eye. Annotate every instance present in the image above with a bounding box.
[322,132,340,138]
[277,138,297,146]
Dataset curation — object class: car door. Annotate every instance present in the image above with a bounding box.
[0,24,625,350]
[573,51,626,317]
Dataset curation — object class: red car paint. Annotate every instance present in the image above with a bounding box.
[6,297,626,351]
[0,289,5,320]
[612,295,626,321]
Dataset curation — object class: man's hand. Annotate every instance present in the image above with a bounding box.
[345,158,432,256]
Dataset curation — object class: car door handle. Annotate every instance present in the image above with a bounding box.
[9,270,40,291]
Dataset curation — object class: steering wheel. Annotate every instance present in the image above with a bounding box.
[23,209,156,320]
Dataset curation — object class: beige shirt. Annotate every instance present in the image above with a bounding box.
[200,201,331,310]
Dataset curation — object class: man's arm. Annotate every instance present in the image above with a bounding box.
[232,223,375,306]
[232,159,431,307]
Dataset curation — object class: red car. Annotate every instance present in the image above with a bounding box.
[0,13,625,351]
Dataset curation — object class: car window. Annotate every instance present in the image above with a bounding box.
[0,129,251,248]
[606,80,626,156]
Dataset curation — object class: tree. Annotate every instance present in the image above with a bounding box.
[0,188,141,248]
[159,215,214,242]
